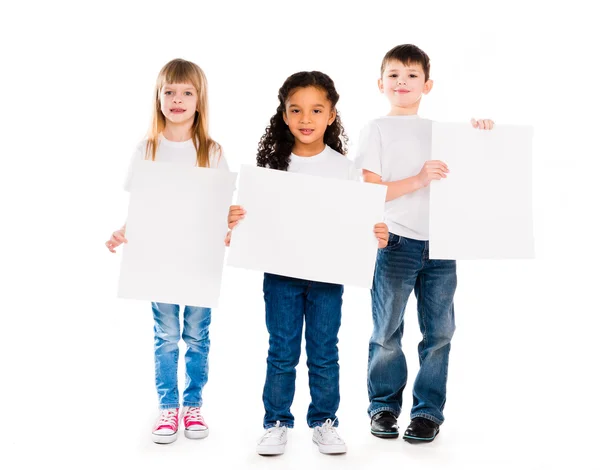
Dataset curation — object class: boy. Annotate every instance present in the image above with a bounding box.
[355,44,493,443]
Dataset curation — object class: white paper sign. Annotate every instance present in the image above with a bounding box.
[227,165,387,288]
[429,122,534,260]
[118,160,237,308]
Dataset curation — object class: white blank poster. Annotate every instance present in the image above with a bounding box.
[227,165,387,288]
[118,161,237,308]
[429,122,534,260]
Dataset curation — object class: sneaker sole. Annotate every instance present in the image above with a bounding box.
[184,428,209,439]
[152,433,178,444]
[312,439,347,454]
[402,430,439,444]
[257,444,286,455]
[371,430,399,439]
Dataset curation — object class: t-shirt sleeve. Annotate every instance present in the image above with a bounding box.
[210,144,229,171]
[123,141,146,192]
[354,121,383,176]
[347,159,361,181]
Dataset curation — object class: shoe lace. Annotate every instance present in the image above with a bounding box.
[259,420,286,443]
[156,409,178,428]
[320,418,343,444]
[183,407,204,424]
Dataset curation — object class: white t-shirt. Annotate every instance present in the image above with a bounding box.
[354,115,432,240]
[124,135,229,191]
[287,145,358,181]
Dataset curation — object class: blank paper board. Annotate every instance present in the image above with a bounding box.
[429,122,534,260]
[227,165,386,288]
[118,160,236,307]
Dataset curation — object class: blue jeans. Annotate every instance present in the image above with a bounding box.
[367,234,457,425]
[152,302,211,409]
[262,273,343,429]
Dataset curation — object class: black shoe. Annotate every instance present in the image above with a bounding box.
[370,411,399,439]
[403,417,440,443]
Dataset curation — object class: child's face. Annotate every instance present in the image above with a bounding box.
[160,82,198,126]
[378,60,432,111]
[283,86,336,151]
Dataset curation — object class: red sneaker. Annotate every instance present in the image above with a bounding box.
[152,408,179,444]
[182,406,209,439]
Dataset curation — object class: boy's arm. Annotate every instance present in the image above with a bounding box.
[363,158,449,202]
[363,170,423,202]
[357,121,446,201]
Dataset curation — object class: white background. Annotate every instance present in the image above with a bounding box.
[1,1,598,469]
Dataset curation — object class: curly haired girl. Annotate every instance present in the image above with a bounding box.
[227,71,388,455]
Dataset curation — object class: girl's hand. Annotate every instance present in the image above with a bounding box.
[106,228,127,253]
[417,160,449,188]
[228,205,246,229]
[471,118,495,130]
[224,231,232,247]
[374,222,389,248]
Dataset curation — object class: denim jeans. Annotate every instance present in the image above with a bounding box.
[262,273,343,429]
[367,234,457,425]
[152,302,211,409]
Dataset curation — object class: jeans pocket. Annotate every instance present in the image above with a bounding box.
[383,232,403,250]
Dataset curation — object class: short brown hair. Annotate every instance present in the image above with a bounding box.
[380,44,431,82]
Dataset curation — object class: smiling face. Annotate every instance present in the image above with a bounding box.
[159,82,198,126]
[282,86,336,156]
[379,60,433,115]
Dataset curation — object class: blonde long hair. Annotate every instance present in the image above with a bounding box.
[145,59,220,167]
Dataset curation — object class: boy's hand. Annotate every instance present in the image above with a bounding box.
[224,231,232,247]
[228,205,245,229]
[106,228,127,253]
[417,160,449,187]
[374,222,389,248]
[471,118,495,130]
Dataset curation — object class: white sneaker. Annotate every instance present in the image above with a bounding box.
[152,408,179,444]
[312,419,347,454]
[257,421,288,455]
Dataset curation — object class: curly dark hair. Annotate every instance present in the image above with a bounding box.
[256,71,349,171]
